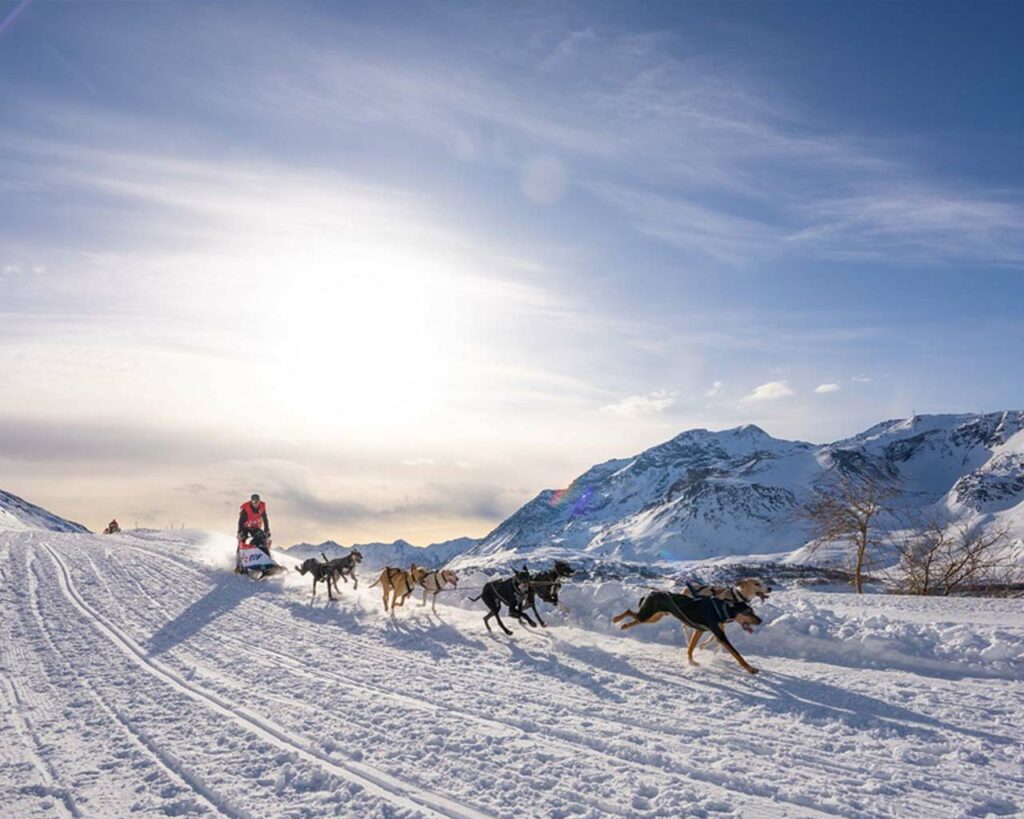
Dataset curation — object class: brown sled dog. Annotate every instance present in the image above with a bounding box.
[369,565,418,613]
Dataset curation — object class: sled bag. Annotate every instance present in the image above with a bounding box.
[237,545,277,571]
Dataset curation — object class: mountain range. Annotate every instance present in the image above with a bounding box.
[451,411,1024,566]
[286,536,478,569]
[5,412,1022,571]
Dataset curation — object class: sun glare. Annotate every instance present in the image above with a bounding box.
[243,237,469,434]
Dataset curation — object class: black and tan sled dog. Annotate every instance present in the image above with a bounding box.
[612,591,763,674]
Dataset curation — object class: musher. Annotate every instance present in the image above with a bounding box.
[237,493,271,556]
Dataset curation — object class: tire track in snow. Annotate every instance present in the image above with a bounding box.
[272,609,1004,816]
[40,541,491,819]
[23,546,236,819]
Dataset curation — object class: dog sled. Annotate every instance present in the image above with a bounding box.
[235,532,286,580]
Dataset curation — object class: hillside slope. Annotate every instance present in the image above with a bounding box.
[0,488,89,534]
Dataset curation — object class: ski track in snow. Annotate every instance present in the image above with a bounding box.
[26,547,235,818]
[94,541,803,817]
[1,531,1022,818]
[39,541,482,819]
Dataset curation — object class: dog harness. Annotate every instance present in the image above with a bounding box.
[663,593,730,632]
[385,567,411,594]
[496,579,527,609]
[659,593,703,631]
[701,596,731,624]
[684,581,706,597]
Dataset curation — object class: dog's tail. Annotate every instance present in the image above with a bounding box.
[369,577,382,588]
[295,564,308,575]
[468,592,483,602]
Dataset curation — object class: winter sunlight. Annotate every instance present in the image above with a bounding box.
[2,2,1022,817]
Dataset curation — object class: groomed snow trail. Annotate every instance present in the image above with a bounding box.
[2,531,1022,818]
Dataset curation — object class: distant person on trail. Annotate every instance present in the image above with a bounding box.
[238,493,271,555]
[104,519,120,534]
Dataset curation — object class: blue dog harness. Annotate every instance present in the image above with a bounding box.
[698,596,730,625]
[662,593,729,632]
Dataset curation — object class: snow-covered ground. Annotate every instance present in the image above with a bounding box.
[2,528,1022,818]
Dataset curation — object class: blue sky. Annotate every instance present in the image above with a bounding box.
[1,1,1022,542]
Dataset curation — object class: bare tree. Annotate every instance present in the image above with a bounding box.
[800,472,900,594]
[894,516,1022,596]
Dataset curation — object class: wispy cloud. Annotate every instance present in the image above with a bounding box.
[585,182,779,265]
[601,390,677,418]
[22,9,1022,272]
[519,156,568,204]
[0,0,31,38]
[705,380,725,398]
[788,192,1024,266]
[814,383,841,394]
[282,18,1024,270]
[741,381,794,402]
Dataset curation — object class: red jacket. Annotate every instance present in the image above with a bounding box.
[238,500,269,533]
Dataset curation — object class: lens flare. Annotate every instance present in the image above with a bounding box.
[0,0,31,37]
[549,485,594,518]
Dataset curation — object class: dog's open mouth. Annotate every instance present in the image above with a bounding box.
[741,622,754,633]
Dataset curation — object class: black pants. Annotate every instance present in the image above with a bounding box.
[241,528,270,555]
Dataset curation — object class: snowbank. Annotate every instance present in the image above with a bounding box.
[114,529,1024,681]
[736,595,1024,680]
[441,575,1024,680]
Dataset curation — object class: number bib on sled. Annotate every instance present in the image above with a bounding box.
[237,545,277,571]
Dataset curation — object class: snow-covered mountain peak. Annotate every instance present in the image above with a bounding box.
[457,412,1024,567]
[729,423,771,438]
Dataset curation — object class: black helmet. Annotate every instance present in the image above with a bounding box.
[251,493,261,502]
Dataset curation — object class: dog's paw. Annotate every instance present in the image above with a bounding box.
[746,666,759,675]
